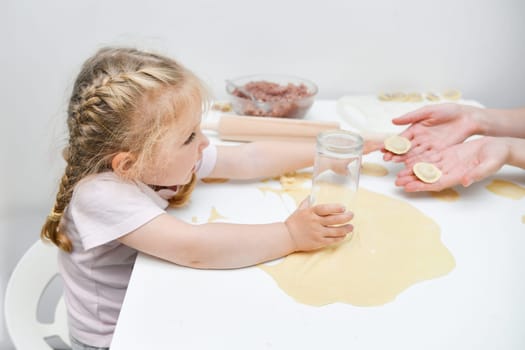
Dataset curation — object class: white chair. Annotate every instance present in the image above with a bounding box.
[4,239,71,349]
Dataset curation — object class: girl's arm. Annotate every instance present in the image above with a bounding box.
[207,141,316,179]
[120,215,294,269]
[118,201,353,269]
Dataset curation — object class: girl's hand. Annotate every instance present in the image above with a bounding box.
[395,137,509,192]
[284,198,354,251]
[383,103,482,164]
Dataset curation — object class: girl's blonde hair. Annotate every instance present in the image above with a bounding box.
[41,47,208,252]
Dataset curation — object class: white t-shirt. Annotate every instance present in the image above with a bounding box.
[58,145,217,347]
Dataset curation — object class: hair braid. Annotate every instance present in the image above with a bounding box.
[41,163,79,252]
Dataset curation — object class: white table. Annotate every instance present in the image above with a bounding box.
[111,100,525,350]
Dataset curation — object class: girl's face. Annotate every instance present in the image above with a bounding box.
[140,104,210,187]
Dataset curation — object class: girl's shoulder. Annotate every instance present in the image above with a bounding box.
[67,172,167,250]
[75,172,136,197]
[73,171,167,209]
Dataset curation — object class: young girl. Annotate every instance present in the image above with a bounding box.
[41,47,353,349]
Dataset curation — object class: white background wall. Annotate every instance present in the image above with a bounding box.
[2,0,524,348]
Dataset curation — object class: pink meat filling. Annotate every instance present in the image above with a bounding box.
[232,80,314,118]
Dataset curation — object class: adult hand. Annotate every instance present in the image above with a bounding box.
[395,137,508,192]
[383,103,482,164]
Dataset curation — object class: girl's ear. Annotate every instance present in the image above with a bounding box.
[111,152,135,176]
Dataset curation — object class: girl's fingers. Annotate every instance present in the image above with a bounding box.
[363,139,385,154]
[323,224,353,238]
[324,235,349,244]
[298,197,310,209]
[312,203,346,216]
[320,212,354,226]
[383,151,394,161]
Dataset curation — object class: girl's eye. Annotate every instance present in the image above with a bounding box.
[183,132,196,145]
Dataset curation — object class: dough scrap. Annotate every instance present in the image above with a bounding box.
[485,179,525,200]
[201,177,229,184]
[211,101,233,112]
[207,207,227,222]
[361,162,388,177]
[384,135,411,154]
[413,162,442,183]
[377,92,393,101]
[407,92,423,102]
[391,92,408,102]
[442,89,462,101]
[430,188,459,202]
[426,92,440,102]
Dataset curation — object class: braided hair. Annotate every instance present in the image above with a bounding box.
[41,47,208,252]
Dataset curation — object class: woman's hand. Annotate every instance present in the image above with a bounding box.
[395,137,509,192]
[285,198,354,251]
[383,103,482,164]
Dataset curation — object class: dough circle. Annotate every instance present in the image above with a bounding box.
[384,135,412,154]
[426,92,440,101]
[413,162,442,183]
[442,89,462,100]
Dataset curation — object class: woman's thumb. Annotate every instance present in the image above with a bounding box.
[461,162,494,187]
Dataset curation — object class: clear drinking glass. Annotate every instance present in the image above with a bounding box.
[310,130,363,210]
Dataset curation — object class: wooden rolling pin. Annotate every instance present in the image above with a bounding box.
[201,115,340,142]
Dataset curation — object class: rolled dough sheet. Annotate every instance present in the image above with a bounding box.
[260,179,455,307]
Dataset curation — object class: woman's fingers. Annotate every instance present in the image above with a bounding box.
[392,106,434,125]
[403,181,443,192]
[396,173,419,186]
[404,151,442,168]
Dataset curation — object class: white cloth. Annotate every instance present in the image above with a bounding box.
[58,144,217,347]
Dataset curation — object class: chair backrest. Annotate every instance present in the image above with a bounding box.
[4,239,70,349]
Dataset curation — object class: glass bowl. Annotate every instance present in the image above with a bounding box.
[225,74,318,118]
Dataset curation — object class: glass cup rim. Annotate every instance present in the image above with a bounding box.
[316,130,364,154]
